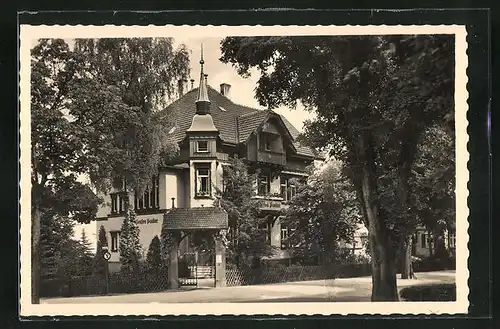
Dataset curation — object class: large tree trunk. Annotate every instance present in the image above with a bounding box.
[31,205,41,304]
[399,235,413,279]
[396,129,419,280]
[370,234,399,301]
[355,132,399,301]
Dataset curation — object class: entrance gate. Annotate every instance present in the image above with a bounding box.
[163,206,228,289]
[178,252,198,287]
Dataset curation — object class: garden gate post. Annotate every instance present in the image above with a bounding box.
[168,235,180,289]
[214,231,226,287]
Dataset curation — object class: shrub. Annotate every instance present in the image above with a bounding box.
[146,235,164,271]
[400,283,456,301]
[413,255,456,272]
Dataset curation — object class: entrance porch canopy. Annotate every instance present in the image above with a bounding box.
[163,207,228,289]
[163,207,228,230]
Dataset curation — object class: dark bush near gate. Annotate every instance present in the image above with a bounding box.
[178,258,191,278]
[400,283,456,301]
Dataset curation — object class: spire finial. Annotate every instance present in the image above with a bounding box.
[196,44,210,114]
[200,43,204,65]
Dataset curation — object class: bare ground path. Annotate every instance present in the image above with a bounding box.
[41,270,455,304]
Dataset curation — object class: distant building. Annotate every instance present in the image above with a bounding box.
[338,224,369,258]
[338,224,456,261]
[95,55,322,272]
[412,227,456,258]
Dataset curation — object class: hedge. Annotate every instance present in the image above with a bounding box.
[41,268,169,298]
[226,263,372,287]
[400,283,456,301]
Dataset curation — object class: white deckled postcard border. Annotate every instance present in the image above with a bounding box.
[19,24,469,316]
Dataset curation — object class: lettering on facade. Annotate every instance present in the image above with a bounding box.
[260,200,282,209]
[136,218,160,225]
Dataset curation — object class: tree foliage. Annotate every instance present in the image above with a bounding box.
[410,125,456,241]
[40,213,75,280]
[40,213,94,282]
[30,37,190,301]
[215,156,275,267]
[220,35,455,300]
[70,38,190,192]
[281,160,360,264]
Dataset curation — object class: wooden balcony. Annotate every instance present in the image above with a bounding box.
[216,152,229,161]
[256,150,286,166]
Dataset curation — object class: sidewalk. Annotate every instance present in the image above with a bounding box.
[42,270,455,304]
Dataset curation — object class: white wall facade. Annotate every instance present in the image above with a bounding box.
[96,212,164,266]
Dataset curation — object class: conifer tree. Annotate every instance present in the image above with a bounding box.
[40,213,75,281]
[119,207,142,272]
[80,228,93,256]
[93,225,108,276]
[146,235,163,272]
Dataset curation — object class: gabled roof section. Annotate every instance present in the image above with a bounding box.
[161,85,316,158]
[237,110,271,142]
[237,109,297,151]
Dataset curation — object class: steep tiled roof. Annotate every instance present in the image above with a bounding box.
[163,207,228,230]
[237,110,271,142]
[163,86,255,144]
[161,85,315,158]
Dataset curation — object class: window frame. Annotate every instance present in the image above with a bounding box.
[449,233,456,248]
[195,165,211,197]
[280,177,297,201]
[110,231,120,252]
[196,140,209,153]
[258,222,271,243]
[257,174,270,196]
[110,192,127,214]
[280,226,289,249]
[134,176,160,212]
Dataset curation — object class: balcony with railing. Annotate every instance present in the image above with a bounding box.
[256,150,286,166]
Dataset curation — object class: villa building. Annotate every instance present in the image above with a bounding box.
[95,53,322,273]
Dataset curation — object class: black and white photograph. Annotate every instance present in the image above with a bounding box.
[19,25,469,316]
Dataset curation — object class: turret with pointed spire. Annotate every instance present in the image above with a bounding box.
[187,44,218,133]
[195,45,211,115]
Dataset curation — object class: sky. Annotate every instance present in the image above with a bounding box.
[71,37,316,251]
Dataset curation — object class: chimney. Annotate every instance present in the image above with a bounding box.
[171,197,175,208]
[177,79,188,97]
[190,78,195,90]
[220,83,231,99]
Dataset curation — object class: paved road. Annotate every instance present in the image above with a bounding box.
[42,270,455,304]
